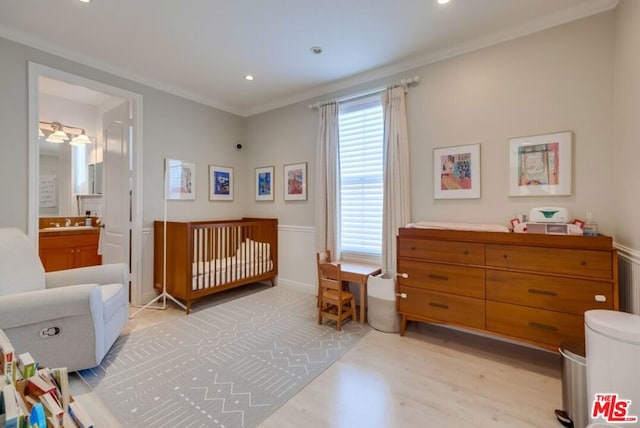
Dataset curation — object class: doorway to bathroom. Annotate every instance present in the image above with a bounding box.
[28,63,144,306]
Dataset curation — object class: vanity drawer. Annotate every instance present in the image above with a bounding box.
[486,270,613,315]
[398,259,485,298]
[486,301,584,347]
[398,238,484,265]
[485,244,612,279]
[398,286,485,329]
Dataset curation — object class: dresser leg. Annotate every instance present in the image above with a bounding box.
[400,314,407,336]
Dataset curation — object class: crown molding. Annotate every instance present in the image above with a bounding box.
[241,0,619,117]
[0,0,619,118]
[0,24,244,116]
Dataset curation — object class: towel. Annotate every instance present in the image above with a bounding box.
[97,226,105,256]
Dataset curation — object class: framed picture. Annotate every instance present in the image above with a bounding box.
[209,165,233,201]
[433,143,481,199]
[165,158,195,200]
[509,131,572,197]
[255,166,274,201]
[284,162,307,201]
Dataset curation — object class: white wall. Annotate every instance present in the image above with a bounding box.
[245,11,619,292]
[613,0,640,251]
[0,9,634,297]
[0,37,247,303]
[0,36,248,233]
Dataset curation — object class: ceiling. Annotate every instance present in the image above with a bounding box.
[0,0,617,117]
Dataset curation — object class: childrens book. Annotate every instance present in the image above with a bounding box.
[0,329,15,385]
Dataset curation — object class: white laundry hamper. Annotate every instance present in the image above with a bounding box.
[367,273,401,333]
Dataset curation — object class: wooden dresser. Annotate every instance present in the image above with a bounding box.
[396,227,618,351]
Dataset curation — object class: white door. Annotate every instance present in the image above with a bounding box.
[101,101,131,266]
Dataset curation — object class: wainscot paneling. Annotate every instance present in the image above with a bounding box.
[277,224,316,294]
[133,227,156,306]
[617,243,640,315]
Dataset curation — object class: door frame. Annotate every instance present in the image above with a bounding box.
[27,62,145,306]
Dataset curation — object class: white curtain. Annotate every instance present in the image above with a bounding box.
[381,86,411,274]
[314,102,340,259]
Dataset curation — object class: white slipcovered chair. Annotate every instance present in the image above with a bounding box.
[0,227,128,371]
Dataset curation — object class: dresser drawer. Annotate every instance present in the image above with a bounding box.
[398,286,485,329]
[398,238,484,265]
[486,270,613,315]
[486,301,584,347]
[398,259,485,298]
[485,244,612,279]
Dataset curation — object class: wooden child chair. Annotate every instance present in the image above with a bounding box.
[317,262,356,330]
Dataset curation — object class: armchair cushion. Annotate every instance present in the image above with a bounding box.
[0,228,45,296]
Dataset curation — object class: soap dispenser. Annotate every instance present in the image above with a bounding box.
[584,212,598,236]
[85,210,92,227]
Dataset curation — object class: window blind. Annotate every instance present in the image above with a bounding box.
[338,95,383,255]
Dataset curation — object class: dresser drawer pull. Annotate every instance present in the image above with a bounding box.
[527,288,557,297]
[429,302,449,310]
[396,293,407,299]
[397,272,409,279]
[528,321,558,332]
[428,274,448,281]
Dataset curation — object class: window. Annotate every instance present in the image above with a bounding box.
[338,95,384,256]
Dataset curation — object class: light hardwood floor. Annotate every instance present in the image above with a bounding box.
[70,285,563,427]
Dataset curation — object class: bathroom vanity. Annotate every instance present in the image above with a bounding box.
[38,217,101,272]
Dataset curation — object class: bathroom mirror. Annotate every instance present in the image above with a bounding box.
[38,133,100,217]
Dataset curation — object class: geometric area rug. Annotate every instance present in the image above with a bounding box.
[79,286,370,427]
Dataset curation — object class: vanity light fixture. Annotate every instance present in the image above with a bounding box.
[70,129,92,145]
[40,120,91,144]
[47,122,70,142]
[46,135,66,144]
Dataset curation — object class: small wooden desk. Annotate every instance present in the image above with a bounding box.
[336,261,382,324]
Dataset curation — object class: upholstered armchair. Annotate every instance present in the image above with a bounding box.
[0,228,128,371]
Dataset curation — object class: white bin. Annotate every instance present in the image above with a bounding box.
[367,273,400,333]
[586,310,640,426]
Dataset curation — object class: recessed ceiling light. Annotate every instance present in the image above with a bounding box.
[310,46,323,55]
[244,74,255,81]
[79,0,91,3]
[438,0,450,4]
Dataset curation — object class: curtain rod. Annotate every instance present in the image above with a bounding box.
[308,75,420,110]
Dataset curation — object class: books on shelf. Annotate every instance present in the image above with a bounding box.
[49,367,70,412]
[68,401,95,428]
[18,352,36,379]
[40,390,64,427]
[2,383,23,428]
[0,329,15,385]
[0,328,95,428]
[25,370,57,399]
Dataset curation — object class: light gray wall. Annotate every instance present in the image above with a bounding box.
[245,11,619,238]
[0,36,247,232]
[613,0,640,250]
[0,8,635,294]
[243,102,317,225]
